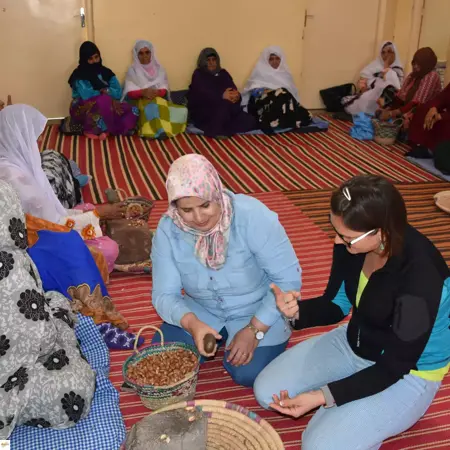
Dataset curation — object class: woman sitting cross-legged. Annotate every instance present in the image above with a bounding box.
[187,48,259,138]
[344,40,404,116]
[69,41,138,140]
[254,175,450,450]
[377,47,441,132]
[242,46,312,132]
[406,81,450,158]
[122,40,188,139]
[0,180,95,440]
[151,154,301,387]
[0,104,123,273]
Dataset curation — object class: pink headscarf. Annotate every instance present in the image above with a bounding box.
[165,154,233,270]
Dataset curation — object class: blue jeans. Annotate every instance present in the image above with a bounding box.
[254,326,441,450]
[152,323,288,388]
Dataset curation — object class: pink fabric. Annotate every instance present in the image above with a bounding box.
[73,203,96,212]
[165,154,233,270]
[85,236,119,273]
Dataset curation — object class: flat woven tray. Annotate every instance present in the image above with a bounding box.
[152,399,285,450]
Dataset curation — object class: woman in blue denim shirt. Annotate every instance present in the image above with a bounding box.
[151,154,301,387]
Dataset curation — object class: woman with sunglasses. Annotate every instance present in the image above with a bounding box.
[254,175,450,450]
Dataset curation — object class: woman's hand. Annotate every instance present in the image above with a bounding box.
[226,327,259,366]
[271,284,300,320]
[270,390,326,418]
[143,88,158,100]
[181,313,222,358]
[230,90,240,104]
[96,202,128,219]
[223,88,235,102]
[358,78,368,93]
[424,107,441,130]
[379,109,392,121]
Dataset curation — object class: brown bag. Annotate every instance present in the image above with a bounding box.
[106,218,152,265]
[103,193,154,268]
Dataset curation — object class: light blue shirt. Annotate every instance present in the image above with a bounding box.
[72,75,122,101]
[151,193,301,346]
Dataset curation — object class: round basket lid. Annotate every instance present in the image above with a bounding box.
[434,191,450,214]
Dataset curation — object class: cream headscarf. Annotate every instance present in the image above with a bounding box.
[165,155,233,270]
[122,40,169,100]
[0,105,68,223]
[242,46,299,106]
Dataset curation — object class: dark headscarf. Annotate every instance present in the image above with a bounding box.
[197,48,222,74]
[68,41,115,89]
[405,47,438,103]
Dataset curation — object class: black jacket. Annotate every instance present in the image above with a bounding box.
[294,225,450,406]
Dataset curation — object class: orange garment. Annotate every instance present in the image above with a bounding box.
[26,214,109,284]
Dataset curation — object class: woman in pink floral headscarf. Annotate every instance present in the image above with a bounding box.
[151,154,301,387]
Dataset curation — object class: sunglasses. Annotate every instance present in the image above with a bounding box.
[329,216,377,248]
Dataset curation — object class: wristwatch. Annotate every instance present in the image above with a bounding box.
[246,324,265,341]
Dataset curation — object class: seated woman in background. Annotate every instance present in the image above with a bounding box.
[122,40,187,139]
[254,175,450,450]
[0,104,122,273]
[69,41,138,140]
[378,47,441,129]
[242,46,311,133]
[344,41,404,116]
[406,82,450,158]
[0,179,95,440]
[151,154,301,387]
[187,48,258,138]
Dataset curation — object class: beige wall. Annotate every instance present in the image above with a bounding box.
[92,0,307,91]
[382,0,399,42]
[393,0,415,64]
[419,0,450,61]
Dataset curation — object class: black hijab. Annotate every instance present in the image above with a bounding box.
[197,48,222,75]
[68,41,115,89]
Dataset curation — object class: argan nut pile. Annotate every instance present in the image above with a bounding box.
[127,349,198,386]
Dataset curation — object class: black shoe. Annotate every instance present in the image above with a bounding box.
[405,145,433,159]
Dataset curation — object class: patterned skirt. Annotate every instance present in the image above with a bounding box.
[70,94,138,136]
[248,88,312,132]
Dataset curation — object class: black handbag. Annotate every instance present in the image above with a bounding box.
[320,83,356,112]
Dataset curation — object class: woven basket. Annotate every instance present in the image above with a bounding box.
[152,399,285,450]
[123,326,200,410]
[372,118,403,145]
[434,191,450,214]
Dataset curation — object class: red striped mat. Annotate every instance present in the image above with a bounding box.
[108,192,449,449]
[40,118,438,203]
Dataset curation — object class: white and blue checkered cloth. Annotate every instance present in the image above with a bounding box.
[10,315,126,450]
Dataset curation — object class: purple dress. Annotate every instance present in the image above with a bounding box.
[187,69,258,137]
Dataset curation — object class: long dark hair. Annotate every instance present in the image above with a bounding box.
[330,175,407,256]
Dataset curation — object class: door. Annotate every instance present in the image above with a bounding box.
[0,0,87,118]
[300,0,381,109]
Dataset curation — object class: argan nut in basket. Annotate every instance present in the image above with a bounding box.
[127,349,198,386]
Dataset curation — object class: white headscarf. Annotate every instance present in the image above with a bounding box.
[360,41,403,86]
[242,46,299,106]
[0,104,67,223]
[122,40,169,100]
